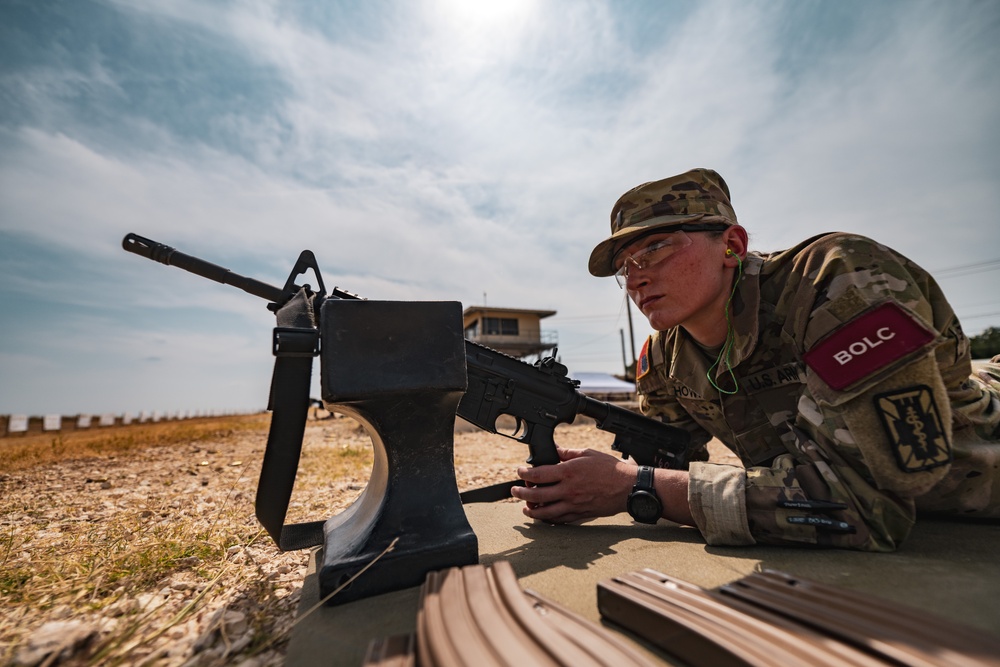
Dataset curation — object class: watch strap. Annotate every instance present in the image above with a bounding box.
[635,465,655,491]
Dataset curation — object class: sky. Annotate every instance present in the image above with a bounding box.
[1,0,999,418]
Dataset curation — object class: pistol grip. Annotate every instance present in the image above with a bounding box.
[524,423,560,467]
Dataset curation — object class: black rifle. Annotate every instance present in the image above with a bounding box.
[121,233,691,471]
[460,344,689,469]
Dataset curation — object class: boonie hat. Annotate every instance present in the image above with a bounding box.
[588,168,737,277]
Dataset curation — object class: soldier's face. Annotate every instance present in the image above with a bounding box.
[622,230,733,339]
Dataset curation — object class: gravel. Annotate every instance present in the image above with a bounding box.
[1,414,625,666]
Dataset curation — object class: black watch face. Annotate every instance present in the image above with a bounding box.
[628,491,661,523]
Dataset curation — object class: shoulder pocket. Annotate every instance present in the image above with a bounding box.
[804,299,941,407]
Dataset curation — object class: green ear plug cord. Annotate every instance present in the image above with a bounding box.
[707,250,742,395]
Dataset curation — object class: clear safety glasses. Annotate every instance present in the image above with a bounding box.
[613,230,692,288]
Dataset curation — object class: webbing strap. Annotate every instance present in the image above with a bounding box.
[254,289,325,551]
[254,338,325,551]
[458,480,524,504]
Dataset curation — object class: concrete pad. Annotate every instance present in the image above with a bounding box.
[287,500,1000,666]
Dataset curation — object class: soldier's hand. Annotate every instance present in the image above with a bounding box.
[512,447,635,523]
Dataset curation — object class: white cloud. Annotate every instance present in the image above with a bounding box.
[2,0,998,415]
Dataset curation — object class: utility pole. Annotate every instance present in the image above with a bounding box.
[619,329,628,378]
[625,297,637,369]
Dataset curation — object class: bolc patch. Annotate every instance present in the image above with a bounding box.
[873,385,951,472]
[636,337,651,381]
[803,302,935,390]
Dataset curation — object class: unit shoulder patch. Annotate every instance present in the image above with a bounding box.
[636,336,652,381]
[873,385,951,472]
[803,302,936,391]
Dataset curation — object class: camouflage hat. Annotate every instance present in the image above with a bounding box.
[588,168,738,277]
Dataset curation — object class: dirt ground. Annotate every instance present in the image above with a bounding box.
[1,411,739,666]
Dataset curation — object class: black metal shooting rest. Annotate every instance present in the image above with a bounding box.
[263,296,478,605]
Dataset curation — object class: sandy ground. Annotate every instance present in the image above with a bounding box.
[2,412,731,666]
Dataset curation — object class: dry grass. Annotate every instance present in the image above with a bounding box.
[0,416,272,475]
[0,413,532,666]
[1,414,359,666]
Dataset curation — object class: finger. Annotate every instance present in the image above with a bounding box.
[510,482,561,505]
[513,488,543,511]
[556,446,588,461]
[521,503,592,524]
[516,465,560,485]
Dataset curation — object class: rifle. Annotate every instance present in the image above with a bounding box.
[123,232,693,603]
[122,233,691,472]
[461,344,689,469]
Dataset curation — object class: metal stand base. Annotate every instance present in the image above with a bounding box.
[317,300,477,604]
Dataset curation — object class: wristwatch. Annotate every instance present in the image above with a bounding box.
[627,465,662,524]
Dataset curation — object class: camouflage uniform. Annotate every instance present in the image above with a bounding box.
[591,169,1000,552]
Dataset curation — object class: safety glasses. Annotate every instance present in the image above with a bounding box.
[613,230,692,288]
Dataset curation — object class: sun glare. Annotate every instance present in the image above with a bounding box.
[425,0,538,66]
[431,0,537,36]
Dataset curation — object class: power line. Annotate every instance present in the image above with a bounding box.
[932,258,1000,278]
[960,311,1000,321]
[551,314,624,322]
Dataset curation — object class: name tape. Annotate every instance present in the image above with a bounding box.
[803,302,935,391]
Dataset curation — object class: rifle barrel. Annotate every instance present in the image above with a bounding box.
[122,233,286,304]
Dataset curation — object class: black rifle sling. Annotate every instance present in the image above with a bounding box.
[255,289,325,551]
[459,479,525,503]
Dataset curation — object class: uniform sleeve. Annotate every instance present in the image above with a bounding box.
[688,462,756,545]
[737,235,962,551]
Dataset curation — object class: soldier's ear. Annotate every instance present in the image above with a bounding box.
[722,225,749,262]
